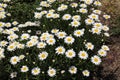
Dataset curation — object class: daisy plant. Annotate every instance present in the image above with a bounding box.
[0,0,110,80]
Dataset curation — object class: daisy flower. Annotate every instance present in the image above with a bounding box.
[26,41,35,47]
[84,0,93,5]
[80,4,87,8]
[47,68,56,77]
[64,36,75,44]
[51,29,59,34]
[46,12,54,18]
[68,66,77,74]
[37,42,46,48]
[10,56,20,65]
[91,27,101,34]
[102,25,109,31]
[71,20,81,27]
[21,33,30,40]
[70,3,78,8]
[74,29,84,37]
[55,46,65,55]
[101,45,110,51]
[79,8,88,13]
[85,42,94,50]
[56,31,67,39]
[85,18,94,25]
[62,14,71,20]
[31,67,40,75]
[103,15,110,19]
[12,21,18,26]
[89,13,99,20]
[82,70,90,77]
[93,10,101,15]
[93,22,102,29]
[94,1,102,6]
[34,12,42,19]
[38,51,48,60]
[78,51,88,60]
[0,22,5,28]
[91,55,101,65]
[21,65,29,72]
[65,49,76,59]
[98,49,107,57]
[0,40,8,47]
[46,38,56,45]
[72,15,81,21]
[7,44,16,51]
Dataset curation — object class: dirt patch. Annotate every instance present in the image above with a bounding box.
[95,36,120,80]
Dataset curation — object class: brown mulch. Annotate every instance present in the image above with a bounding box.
[95,36,120,80]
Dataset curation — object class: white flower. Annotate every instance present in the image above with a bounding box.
[53,13,60,18]
[7,34,18,41]
[91,55,101,65]
[79,8,88,13]
[56,31,67,39]
[103,15,110,19]
[47,0,56,3]
[10,72,17,79]
[65,49,76,59]
[55,46,65,55]
[3,0,11,2]
[51,29,59,34]
[93,10,101,15]
[85,42,94,50]
[21,65,29,72]
[26,41,35,47]
[78,51,88,60]
[71,20,81,27]
[17,44,25,49]
[21,33,30,40]
[46,12,54,18]
[58,4,68,11]
[72,15,81,21]
[104,32,110,37]
[93,22,102,29]
[74,29,84,37]
[47,68,56,77]
[68,66,77,74]
[64,36,75,44]
[37,42,46,48]
[0,41,8,47]
[89,13,99,20]
[80,4,87,8]
[5,23,11,27]
[102,25,109,31]
[82,70,90,77]
[34,12,42,19]
[98,49,107,57]
[70,3,78,8]
[62,14,71,20]
[101,45,110,51]
[19,55,25,60]
[84,0,93,5]
[32,67,40,75]
[94,1,102,6]
[7,44,16,51]
[91,28,101,34]
[46,38,56,45]
[85,18,94,25]
[38,51,48,60]
[10,56,20,65]
[12,21,18,26]
[0,22,5,28]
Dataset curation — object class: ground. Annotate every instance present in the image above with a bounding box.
[95,36,120,80]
